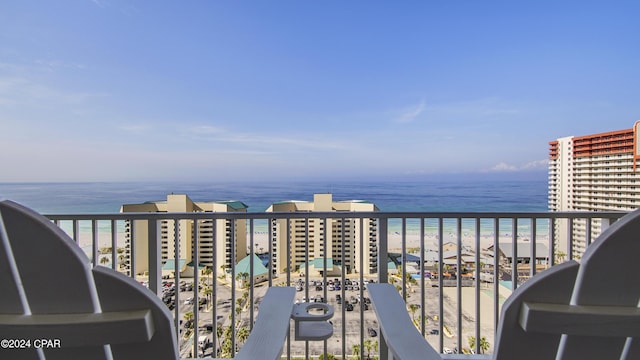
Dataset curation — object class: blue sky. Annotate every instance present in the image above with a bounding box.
[1,1,638,182]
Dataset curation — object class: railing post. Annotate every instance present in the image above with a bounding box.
[378,217,389,360]
[378,217,388,283]
[148,218,162,298]
[91,219,98,266]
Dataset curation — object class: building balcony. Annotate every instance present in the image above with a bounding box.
[44,210,625,359]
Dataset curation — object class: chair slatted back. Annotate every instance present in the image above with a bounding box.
[0,200,178,360]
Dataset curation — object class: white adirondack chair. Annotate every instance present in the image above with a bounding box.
[0,200,295,360]
[369,208,640,360]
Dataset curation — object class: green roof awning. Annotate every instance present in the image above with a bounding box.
[235,254,268,277]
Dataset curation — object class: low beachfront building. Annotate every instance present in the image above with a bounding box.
[266,193,379,276]
[299,258,342,277]
[121,194,248,278]
[486,242,550,281]
[233,254,269,286]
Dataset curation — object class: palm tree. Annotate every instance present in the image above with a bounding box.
[235,305,243,323]
[202,285,213,309]
[216,323,224,349]
[183,311,194,338]
[237,326,250,345]
[220,264,228,280]
[99,256,109,266]
[468,336,490,354]
[478,337,490,354]
[221,338,233,358]
[408,274,418,286]
[203,266,213,285]
[351,343,361,360]
[556,250,567,264]
[408,303,419,322]
[236,272,250,289]
[364,339,378,360]
[221,326,233,357]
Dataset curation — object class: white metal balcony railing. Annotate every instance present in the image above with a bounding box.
[44,211,626,360]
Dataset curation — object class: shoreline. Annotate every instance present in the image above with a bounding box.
[67,229,549,255]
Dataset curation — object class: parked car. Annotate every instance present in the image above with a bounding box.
[345,303,354,311]
[367,328,377,337]
[430,329,439,335]
[336,294,342,304]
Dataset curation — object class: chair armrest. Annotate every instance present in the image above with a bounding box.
[0,310,154,347]
[520,301,640,337]
[234,287,296,360]
[368,284,443,360]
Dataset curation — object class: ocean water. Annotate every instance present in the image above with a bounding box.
[0,180,549,236]
[0,180,548,214]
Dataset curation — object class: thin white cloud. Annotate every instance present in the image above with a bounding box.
[395,99,426,123]
[491,162,519,171]
[188,125,224,135]
[489,159,548,172]
[0,76,106,106]
[33,59,88,72]
[521,159,548,170]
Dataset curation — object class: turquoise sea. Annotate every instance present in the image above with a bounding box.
[0,179,547,213]
[0,179,549,236]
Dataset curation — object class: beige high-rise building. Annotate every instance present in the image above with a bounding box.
[121,194,247,277]
[266,193,379,275]
[549,121,640,258]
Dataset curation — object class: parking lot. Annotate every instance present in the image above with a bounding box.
[289,277,380,357]
[159,275,494,357]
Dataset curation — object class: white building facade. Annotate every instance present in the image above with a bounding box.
[549,121,640,258]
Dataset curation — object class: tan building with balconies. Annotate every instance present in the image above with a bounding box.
[266,193,378,275]
[120,194,247,277]
[549,121,640,258]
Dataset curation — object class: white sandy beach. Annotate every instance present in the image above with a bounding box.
[386,231,549,252]
[68,229,548,256]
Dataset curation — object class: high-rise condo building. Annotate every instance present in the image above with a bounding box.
[549,121,640,258]
[266,193,378,276]
[121,194,247,277]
